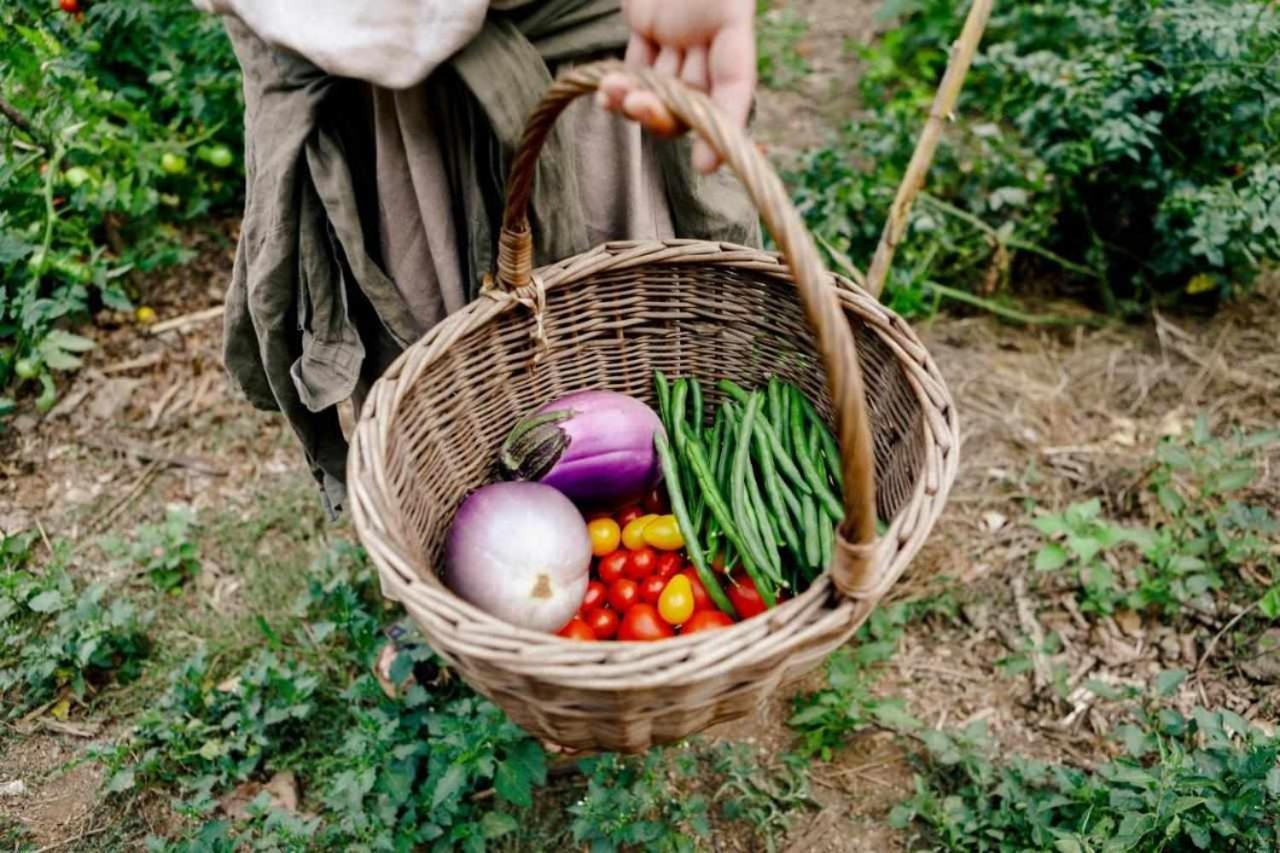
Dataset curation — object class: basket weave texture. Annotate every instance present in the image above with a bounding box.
[348,61,959,752]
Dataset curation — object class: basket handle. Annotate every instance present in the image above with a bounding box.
[495,60,880,596]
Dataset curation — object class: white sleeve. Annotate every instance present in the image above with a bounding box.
[193,0,489,89]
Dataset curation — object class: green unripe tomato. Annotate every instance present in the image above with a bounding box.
[14,358,39,381]
[202,144,234,169]
[160,152,188,175]
[63,166,91,188]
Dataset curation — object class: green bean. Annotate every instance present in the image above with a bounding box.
[819,513,833,574]
[688,377,704,435]
[685,436,773,605]
[717,378,751,405]
[655,431,737,617]
[792,383,846,492]
[671,380,688,451]
[745,453,783,582]
[753,422,803,560]
[654,371,672,436]
[802,495,820,571]
[767,377,788,456]
[729,395,777,598]
[790,387,844,520]
[716,402,737,493]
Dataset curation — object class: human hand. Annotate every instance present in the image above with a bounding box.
[597,0,756,174]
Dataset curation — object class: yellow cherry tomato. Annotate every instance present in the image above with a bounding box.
[136,305,157,325]
[621,514,658,550]
[657,574,695,625]
[587,518,621,557]
[642,515,684,551]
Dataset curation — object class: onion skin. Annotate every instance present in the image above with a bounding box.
[444,482,591,633]
[499,390,663,507]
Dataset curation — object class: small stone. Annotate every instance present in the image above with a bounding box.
[0,779,26,797]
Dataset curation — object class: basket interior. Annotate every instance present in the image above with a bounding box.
[384,259,926,577]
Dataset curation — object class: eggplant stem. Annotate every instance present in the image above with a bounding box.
[498,410,571,477]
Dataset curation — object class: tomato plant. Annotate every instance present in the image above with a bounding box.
[0,0,243,404]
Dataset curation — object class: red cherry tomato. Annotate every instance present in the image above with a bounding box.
[617,603,675,641]
[616,505,644,527]
[640,575,668,605]
[60,0,80,13]
[598,551,628,584]
[680,568,715,612]
[583,607,619,640]
[557,617,596,641]
[582,580,606,611]
[681,610,735,634]
[607,578,639,611]
[625,546,657,581]
[654,552,683,581]
[642,487,668,514]
[726,574,768,619]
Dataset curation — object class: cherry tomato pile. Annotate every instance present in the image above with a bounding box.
[557,498,770,642]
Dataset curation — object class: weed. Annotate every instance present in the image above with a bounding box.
[98,541,549,851]
[103,505,202,592]
[1033,421,1279,619]
[570,748,710,852]
[891,689,1280,851]
[712,744,816,851]
[788,596,952,758]
[0,531,150,715]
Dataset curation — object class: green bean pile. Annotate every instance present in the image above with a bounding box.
[653,372,845,606]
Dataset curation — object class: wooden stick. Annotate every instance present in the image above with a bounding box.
[146,304,225,336]
[864,0,995,299]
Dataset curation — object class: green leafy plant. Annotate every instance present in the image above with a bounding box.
[1033,421,1279,618]
[712,744,816,851]
[0,0,242,404]
[106,505,202,591]
[0,532,151,714]
[99,541,550,852]
[796,0,1280,316]
[891,694,1280,851]
[570,748,711,853]
[788,598,951,757]
[1032,498,1147,615]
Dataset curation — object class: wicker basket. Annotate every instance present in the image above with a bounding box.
[348,60,960,753]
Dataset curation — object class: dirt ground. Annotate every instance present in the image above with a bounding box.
[4,0,1280,848]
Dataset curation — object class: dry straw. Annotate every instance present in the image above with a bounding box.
[349,1,990,750]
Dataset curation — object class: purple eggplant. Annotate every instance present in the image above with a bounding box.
[499,390,664,506]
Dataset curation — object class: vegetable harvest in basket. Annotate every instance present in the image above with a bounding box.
[443,374,849,641]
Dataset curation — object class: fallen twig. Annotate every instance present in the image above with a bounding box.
[146,304,225,336]
[82,460,163,538]
[101,351,165,375]
[1196,601,1258,673]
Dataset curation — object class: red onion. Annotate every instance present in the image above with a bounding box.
[443,482,591,632]
[498,390,663,506]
